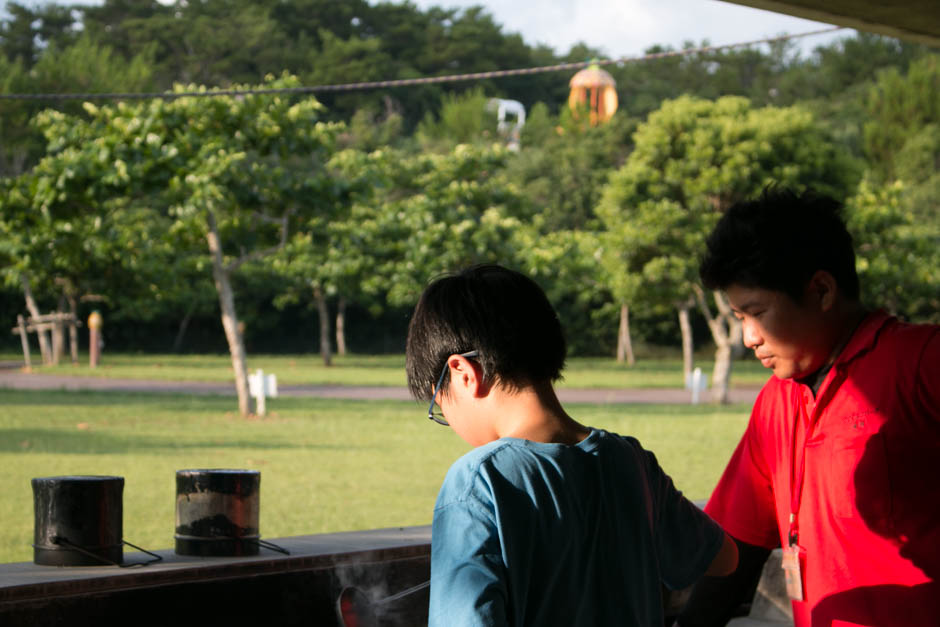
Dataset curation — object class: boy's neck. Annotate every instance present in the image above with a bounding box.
[492,381,590,445]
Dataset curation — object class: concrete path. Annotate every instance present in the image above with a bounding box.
[0,362,761,405]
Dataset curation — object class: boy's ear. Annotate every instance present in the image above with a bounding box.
[447,354,488,398]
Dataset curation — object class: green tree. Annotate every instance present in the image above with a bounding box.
[514,226,613,357]
[809,33,927,102]
[506,106,636,231]
[0,53,30,176]
[72,0,570,127]
[864,54,940,185]
[1,1,80,67]
[0,164,199,364]
[269,147,388,365]
[80,0,287,87]
[892,122,940,218]
[0,36,155,177]
[371,143,529,308]
[505,106,635,358]
[599,95,859,402]
[414,87,499,150]
[301,29,396,119]
[847,180,940,323]
[784,34,929,161]
[10,75,343,415]
[340,106,405,152]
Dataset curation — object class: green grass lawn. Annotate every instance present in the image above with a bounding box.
[1,352,772,388]
[0,388,750,564]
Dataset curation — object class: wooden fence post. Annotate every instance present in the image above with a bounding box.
[52,317,64,365]
[88,311,102,368]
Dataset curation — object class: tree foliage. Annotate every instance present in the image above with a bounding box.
[848,180,940,323]
[3,74,344,413]
[600,95,860,306]
[1,3,937,366]
[506,107,636,231]
[378,143,529,306]
[598,95,860,399]
[0,36,155,176]
[864,54,940,184]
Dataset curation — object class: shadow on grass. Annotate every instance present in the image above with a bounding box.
[568,402,754,415]
[0,389,231,411]
[0,389,415,413]
[0,428,350,455]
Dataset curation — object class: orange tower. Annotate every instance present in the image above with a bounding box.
[568,63,618,126]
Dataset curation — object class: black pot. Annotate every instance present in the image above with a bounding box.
[32,475,124,566]
[174,469,261,557]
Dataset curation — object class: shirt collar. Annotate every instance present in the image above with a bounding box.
[834,309,894,368]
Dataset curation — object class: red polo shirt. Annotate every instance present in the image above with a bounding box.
[706,311,940,627]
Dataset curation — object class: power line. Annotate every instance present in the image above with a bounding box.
[0,26,844,102]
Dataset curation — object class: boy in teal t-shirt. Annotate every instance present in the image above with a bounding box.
[406,264,738,626]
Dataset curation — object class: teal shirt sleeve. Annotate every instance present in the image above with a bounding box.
[429,497,508,626]
[429,450,509,627]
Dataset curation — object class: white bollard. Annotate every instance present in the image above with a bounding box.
[691,367,706,404]
[248,369,278,416]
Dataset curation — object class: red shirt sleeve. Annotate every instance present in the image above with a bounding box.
[705,389,781,549]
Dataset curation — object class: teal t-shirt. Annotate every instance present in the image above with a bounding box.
[429,428,724,626]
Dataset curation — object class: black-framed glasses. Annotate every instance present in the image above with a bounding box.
[428,350,479,426]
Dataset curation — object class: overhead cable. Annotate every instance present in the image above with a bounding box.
[0,26,844,101]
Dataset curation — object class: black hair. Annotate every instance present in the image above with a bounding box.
[405,264,566,401]
[699,187,860,302]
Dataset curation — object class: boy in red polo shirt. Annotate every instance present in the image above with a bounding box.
[676,188,940,627]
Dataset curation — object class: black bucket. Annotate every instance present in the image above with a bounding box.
[175,469,261,557]
[32,475,124,566]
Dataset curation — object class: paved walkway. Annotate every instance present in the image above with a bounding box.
[0,361,760,404]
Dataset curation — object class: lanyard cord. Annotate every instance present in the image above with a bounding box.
[788,389,808,547]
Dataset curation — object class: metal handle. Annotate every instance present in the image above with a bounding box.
[50,536,164,567]
[174,535,291,555]
[246,537,290,555]
[122,539,165,566]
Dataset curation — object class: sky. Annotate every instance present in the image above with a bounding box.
[409,0,851,59]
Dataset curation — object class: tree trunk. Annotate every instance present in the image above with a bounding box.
[616,303,635,365]
[693,285,737,404]
[51,319,64,365]
[206,209,253,416]
[336,296,347,357]
[730,316,745,359]
[52,293,66,365]
[172,305,195,353]
[314,286,332,367]
[22,276,52,365]
[67,295,79,365]
[677,303,694,385]
[712,337,733,403]
[711,290,739,404]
